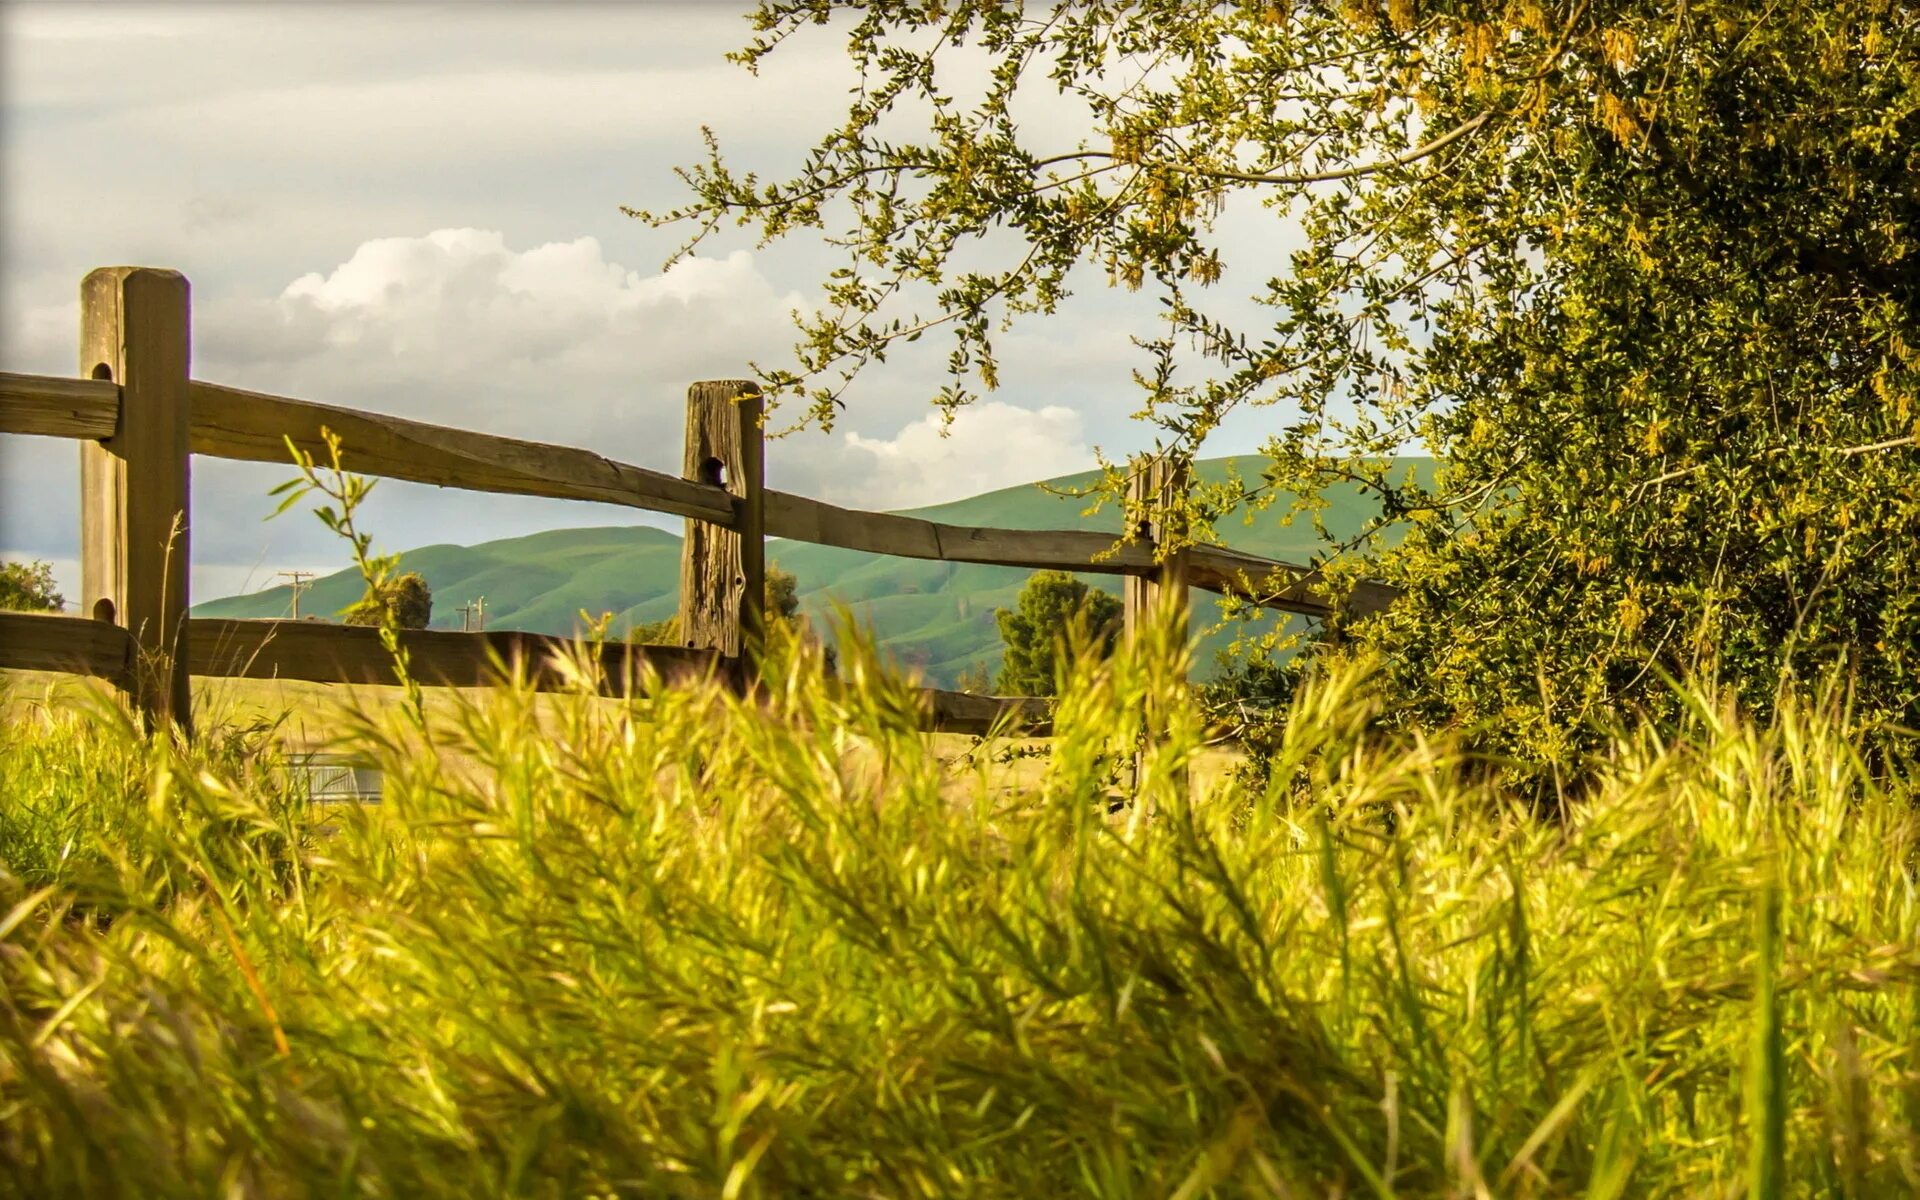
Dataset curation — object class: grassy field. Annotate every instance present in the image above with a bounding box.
[2,629,1917,1196]
[0,665,1251,803]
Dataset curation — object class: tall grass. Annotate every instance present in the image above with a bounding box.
[2,624,1916,1197]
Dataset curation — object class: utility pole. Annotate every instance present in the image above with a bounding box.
[278,570,315,620]
[458,596,487,632]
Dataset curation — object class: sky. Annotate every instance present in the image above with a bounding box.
[0,2,1289,605]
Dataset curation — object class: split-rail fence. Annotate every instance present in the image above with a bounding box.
[0,267,1395,739]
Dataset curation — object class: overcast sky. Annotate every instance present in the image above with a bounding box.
[0,2,1285,604]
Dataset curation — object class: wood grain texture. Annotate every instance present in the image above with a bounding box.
[1183,546,1402,618]
[0,372,120,439]
[1123,457,1191,791]
[189,618,728,694]
[0,611,133,682]
[80,267,193,733]
[679,381,764,661]
[1123,456,1191,636]
[765,490,1155,573]
[188,380,735,525]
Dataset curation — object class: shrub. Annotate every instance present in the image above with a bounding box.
[0,559,64,613]
[342,570,432,629]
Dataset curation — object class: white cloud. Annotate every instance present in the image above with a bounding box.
[199,229,812,463]
[2,229,1131,592]
[816,402,1094,511]
[0,229,822,588]
[0,2,1198,597]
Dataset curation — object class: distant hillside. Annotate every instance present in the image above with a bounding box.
[195,456,1431,687]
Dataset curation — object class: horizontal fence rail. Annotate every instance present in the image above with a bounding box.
[1,266,1399,743]
[0,371,120,440]
[188,380,737,525]
[0,611,1047,736]
[2,368,1394,618]
[0,610,135,680]
[188,617,725,692]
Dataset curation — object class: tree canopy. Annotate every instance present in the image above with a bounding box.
[342,571,433,631]
[641,1,1920,762]
[995,571,1123,695]
[0,560,65,614]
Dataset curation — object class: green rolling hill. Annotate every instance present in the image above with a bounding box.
[194,457,1429,687]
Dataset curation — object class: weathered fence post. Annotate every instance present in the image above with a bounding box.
[1124,454,1190,795]
[678,380,764,681]
[79,267,192,735]
[1123,453,1190,646]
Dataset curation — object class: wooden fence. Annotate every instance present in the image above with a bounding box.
[0,266,1395,739]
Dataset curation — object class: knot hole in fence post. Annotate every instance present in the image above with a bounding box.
[678,380,764,678]
[80,266,192,736]
[1124,453,1191,801]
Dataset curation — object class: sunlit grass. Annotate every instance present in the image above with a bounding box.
[2,623,1916,1197]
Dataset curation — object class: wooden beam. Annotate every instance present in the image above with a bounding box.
[1184,546,1401,618]
[679,381,764,663]
[188,619,726,694]
[1183,546,1332,617]
[765,490,1155,573]
[183,377,1389,615]
[180,376,1397,619]
[921,688,1053,736]
[187,380,734,526]
[0,611,133,682]
[0,372,120,439]
[1123,456,1191,637]
[80,267,193,734]
[1123,456,1192,795]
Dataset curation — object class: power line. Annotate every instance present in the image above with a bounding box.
[277,570,315,620]
[457,596,487,632]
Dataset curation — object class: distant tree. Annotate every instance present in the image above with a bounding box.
[994,571,1122,696]
[342,571,432,630]
[0,560,64,613]
[628,615,679,646]
[953,661,994,695]
[765,562,801,625]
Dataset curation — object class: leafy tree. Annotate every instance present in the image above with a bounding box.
[765,562,801,625]
[342,571,432,630]
[953,661,995,695]
[641,2,1920,762]
[0,560,65,613]
[994,571,1122,696]
[627,615,678,646]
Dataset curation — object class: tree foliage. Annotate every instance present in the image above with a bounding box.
[0,560,65,614]
[994,571,1122,695]
[765,561,802,625]
[342,571,432,630]
[642,1,1920,759]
